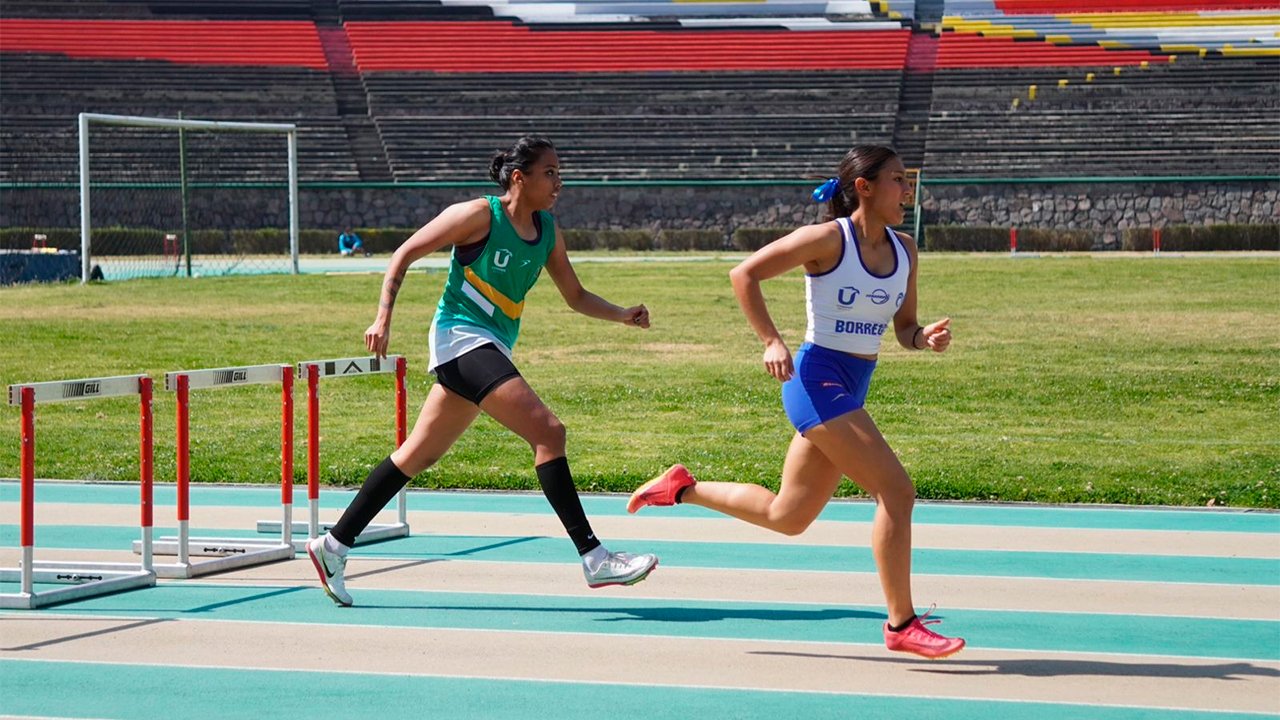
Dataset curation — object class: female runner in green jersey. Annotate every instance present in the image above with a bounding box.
[307,137,658,606]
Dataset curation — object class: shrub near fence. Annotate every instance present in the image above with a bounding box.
[561,228,653,251]
[656,228,726,251]
[561,229,594,252]
[926,226,1093,252]
[1123,224,1280,252]
[0,227,430,255]
[1017,228,1094,252]
[924,226,1007,252]
[0,227,237,255]
[232,227,427,255]
[8,225,1274,256]
[1,227,79,250]
[925,225,1280,252]
[733,227,793,251]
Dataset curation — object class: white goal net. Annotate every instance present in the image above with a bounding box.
[79,113,299,282]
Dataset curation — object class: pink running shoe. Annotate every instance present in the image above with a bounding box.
[883,607,965,659]
[627,464,696,513]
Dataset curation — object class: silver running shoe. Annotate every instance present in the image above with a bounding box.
[584,550,659,589]
[306,535,353,606]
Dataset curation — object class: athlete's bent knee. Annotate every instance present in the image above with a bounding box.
[879,478,916,520]
[529,417,567,457]
[772,513,816,537]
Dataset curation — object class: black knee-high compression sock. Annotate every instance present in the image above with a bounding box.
[535,456,601,555]
[329,456,412,548]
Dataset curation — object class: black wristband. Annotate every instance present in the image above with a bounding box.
[912,327,924,350]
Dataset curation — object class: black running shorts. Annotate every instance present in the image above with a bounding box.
[432,343,521,405]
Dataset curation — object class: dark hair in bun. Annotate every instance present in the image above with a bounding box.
[489,136,556,190]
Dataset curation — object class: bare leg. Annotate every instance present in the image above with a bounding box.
[480,376,609,559]
[391,383,482,476]
[804,409,917,627]
[681,433,842,536]
[477,376,566,463]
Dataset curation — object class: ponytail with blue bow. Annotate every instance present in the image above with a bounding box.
[811,177,841,203]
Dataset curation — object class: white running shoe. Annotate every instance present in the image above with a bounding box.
[584,550,659,589]
[306,536,353,607]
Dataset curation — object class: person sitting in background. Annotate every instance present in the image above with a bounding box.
[338,227,370,256]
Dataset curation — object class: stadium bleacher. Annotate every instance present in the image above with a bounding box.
[0,18,357,183]
[926,0,1279,176]
[0,0,1275,187]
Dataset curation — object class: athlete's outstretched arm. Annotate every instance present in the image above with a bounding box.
[545,227,650,328]
[365,199,491,358]
[890,233,951,353]
[729,223,841,382]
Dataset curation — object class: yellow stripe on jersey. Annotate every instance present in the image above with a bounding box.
[464,266,525,320]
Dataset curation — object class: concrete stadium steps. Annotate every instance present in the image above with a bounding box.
[372,117,899,180]
[921,55,1280,177]
[0,54,360,183]
[928,57,1280,108]
[1,10,1276,185]
[0,118,359,185]
[358,69,903,180]
[360,70,904,115]
[0,55,342,115]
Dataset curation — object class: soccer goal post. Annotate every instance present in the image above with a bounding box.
[78,112,300,282]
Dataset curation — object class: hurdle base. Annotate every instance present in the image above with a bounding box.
[131,537,296,578]
[256,520,409,551]
[0,564,155,609]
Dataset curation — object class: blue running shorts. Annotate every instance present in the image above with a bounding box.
[781,342,877,434]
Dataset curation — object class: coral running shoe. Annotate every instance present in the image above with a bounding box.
[628,464,696,513]
[883,607,965,659]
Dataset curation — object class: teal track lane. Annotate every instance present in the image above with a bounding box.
[0,659,1273,720]
[7,583,1278,661]
[3,480,1277,533]
[4,524,1277,587]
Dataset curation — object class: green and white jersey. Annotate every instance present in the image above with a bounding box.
[428,195,556,370]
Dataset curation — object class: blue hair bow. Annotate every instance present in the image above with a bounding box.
[811,177,840,203]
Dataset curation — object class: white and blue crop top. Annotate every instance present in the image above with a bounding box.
[804,217,911,356]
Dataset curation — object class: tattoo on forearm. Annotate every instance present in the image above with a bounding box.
[380,271,405,311]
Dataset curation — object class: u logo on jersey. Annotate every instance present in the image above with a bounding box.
[493,249,512,269]
[837,286,860,306]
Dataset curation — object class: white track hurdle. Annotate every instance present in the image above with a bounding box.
[256,355,407,549]
[133,364,296,578]
[2,375,156,609]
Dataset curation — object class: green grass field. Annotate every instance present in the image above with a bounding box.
[1,254,1276,507]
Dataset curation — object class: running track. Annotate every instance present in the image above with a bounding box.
[2,481,1277,719]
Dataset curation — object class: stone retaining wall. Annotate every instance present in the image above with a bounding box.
[3,180,1275,250]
